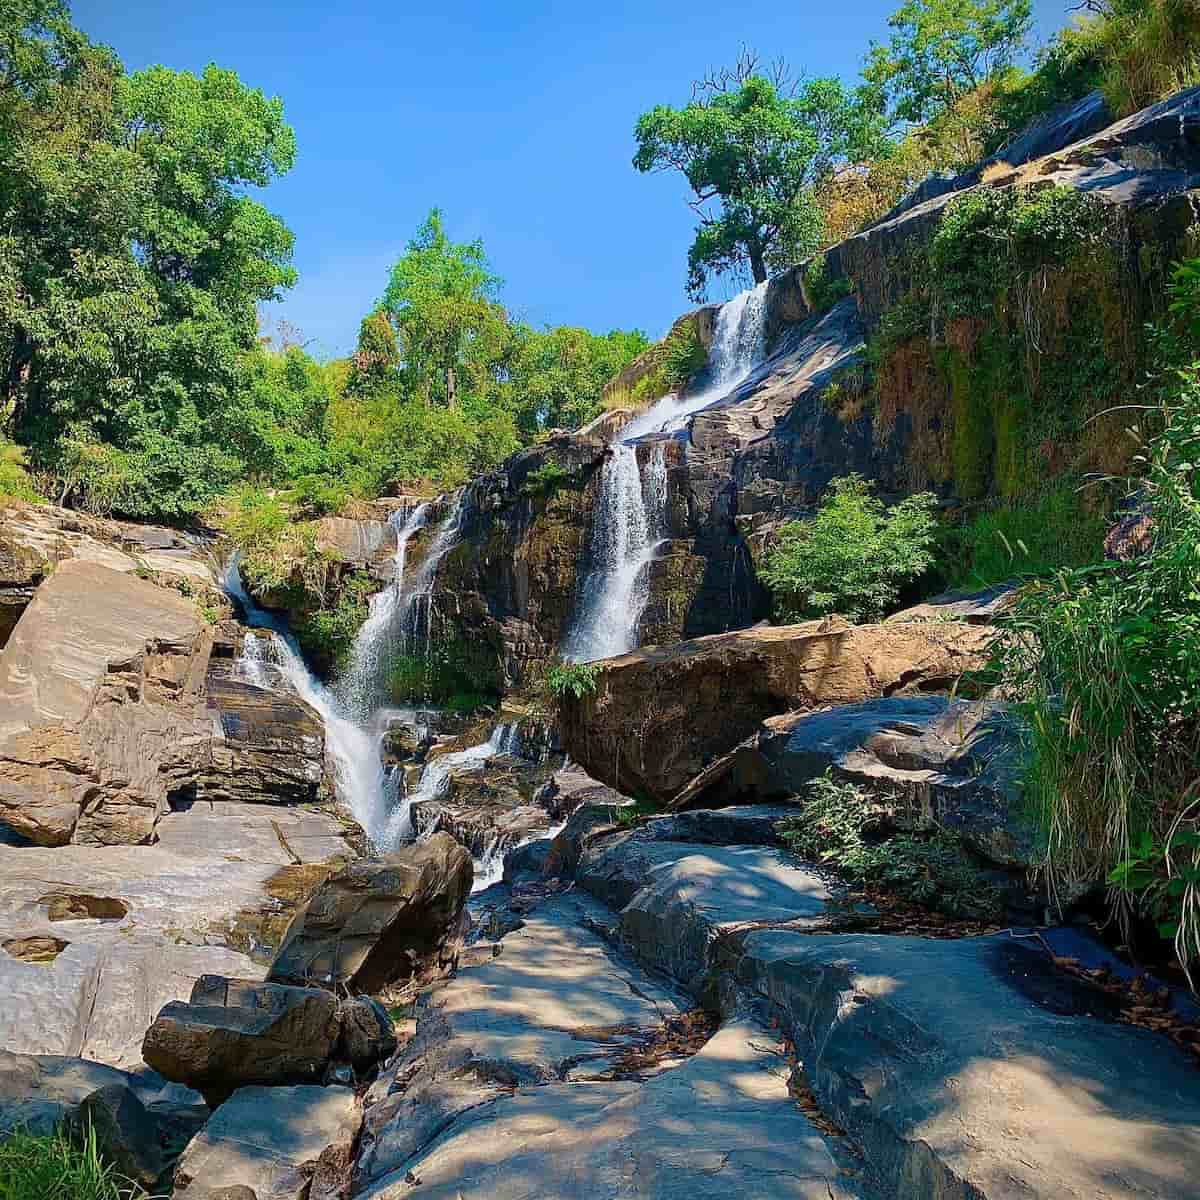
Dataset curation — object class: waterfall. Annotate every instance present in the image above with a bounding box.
[619,280,769,441]
[394,491,467,656]
[562,281,770,663]
[561,442,667,663]
[220,493,467,850]
[336,502,431,723]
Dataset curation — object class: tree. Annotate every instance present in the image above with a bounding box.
[863,0,1033,127]
[0,1,298,519]
[379,209,508,409]
[506,324,649,436]
[634,53,884,298]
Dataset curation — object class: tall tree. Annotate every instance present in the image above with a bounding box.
[379,209,508,409]
[633,52,884,298]
[0,0,297,517]
[863,0,1033,126]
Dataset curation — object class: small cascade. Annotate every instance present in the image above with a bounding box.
[620,279,769,441]
[221,492,469,850]
[561,441,668,664]
[336,502,430,723]
[383,720,522,848]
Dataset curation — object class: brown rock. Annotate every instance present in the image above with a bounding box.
[558,617,994,804]
[141,975,340,1106]
[268,832,472,993]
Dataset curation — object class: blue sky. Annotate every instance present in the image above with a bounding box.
[74,0,1076,358]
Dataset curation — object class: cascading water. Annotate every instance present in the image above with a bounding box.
[561,442,667,663]
[562,281,769,664]
[381,720,522,849]
[221,494,468,850]
[619,279,769,441]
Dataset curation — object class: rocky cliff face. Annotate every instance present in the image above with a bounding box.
[411,89,1200,687]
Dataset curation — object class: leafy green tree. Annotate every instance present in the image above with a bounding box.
[506,324,649,436]
[761,474,938,622]
[347,309,401,395]
[634,54,884,298]
[863,0,1033,126]
[379,209,509,409]
[0,0,297,519]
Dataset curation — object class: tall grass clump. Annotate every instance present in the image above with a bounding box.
[1090,0,1200,115]
[0,1123,145,1199]
[994,256,1200,980]
[0,439,40,503]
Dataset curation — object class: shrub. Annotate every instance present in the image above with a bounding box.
[295,570,376,669]
[0,1122,146,1199]
[661,318,707,391]
[993,258,1200,979]
[803,254,852,316]
[520,461,570,498]
[776,774,1002,920]
[546,660,602,699]
[1091,0,1200,116]
[388,636,502,708]
[0,439,40,503]
[760,475,938,623]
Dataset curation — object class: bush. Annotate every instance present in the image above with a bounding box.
[661,318,707,391]
[761,475,938,623]
[803,254,852,316]
[0,440,40,503]
[776,774,1002,920]
[295,570,376,669]
[388,636,502,709]
[520,461,570,498]
[1090,0,1200,116]
[993,258,1200,979]
[0,1123,146,1199]
[546,660,601,699]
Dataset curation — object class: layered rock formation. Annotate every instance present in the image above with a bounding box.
[559,615,993,803]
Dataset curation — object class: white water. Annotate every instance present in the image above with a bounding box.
[619,280,769,441]
[561,441,667,663]
[386,722,523,849]
[562,282,769,664]
[222,495,467,850]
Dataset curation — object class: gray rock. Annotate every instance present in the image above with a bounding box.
[338,995,397,1075]
[0,1050,133,1136]
[676,696,1036,868]
[358,1018,864,1200]
[173,1084,360,1200]
[65,1083,165,1189]
[640,804,797,847]
[268,832,472,993]
[737,929,1200,1200]
[142,976,340,1106]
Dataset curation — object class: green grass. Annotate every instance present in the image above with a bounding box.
[546,660,601,699]
[0,440,41,504]
[0,1124,145,1200]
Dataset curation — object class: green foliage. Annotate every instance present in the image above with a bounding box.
[546,660,601,699]
[0,438,39,502]
[777,774,1002,919]
[660,318,707,389]
[0,3,297,521]
[295,570,374,669]
[0,1121,145,1200]
[634,64,885,298]
[520,461,570,499]
[992,261,1200,978]
[803,254,852,316]
[942,485,1107,589]
[863,0,1033,127]
[761,475,938,622]
[388,636,502,710]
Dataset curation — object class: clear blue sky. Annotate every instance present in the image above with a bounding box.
[73,0,1076,358]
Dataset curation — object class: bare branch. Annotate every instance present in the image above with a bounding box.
[691,43,798,100]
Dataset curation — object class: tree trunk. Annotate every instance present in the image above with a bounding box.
[3,329,33,434]
[446,365,457,410]
[748,242,767,285]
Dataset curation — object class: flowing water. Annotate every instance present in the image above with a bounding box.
[222,494,467,849]
[562,281,769,663]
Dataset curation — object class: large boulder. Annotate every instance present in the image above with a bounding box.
[559,617,993,804]
[173,1084,360,1200]
[673,695,1036,868]
[268,832,473,993]
[141,976,341,1106]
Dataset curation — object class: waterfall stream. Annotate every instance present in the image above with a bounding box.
[563,281,768,663]
[222,495,466,850]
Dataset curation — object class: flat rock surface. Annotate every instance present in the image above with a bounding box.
[738,930,1200,1200]
[174,1083,359,1200]
[0,843,277,1066]
[360,1017,864,1199]
[155,800,349,865]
